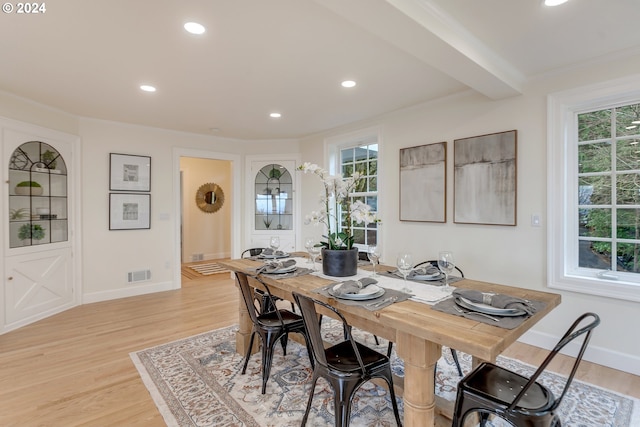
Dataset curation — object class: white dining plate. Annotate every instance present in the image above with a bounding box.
[258,252,290,259]
[328,284,386,300]
[412,272,444,281]
[265,265,297,274]
[455,296,526,316]
[394,270,443,281]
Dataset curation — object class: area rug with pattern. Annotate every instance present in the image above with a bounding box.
[187,262,230,276]
[130,322,639,427]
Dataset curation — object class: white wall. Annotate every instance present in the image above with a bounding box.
[298,56,640,374]
[181,157,232,261]
[77,118,297,302]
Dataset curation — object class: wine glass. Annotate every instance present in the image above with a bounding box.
[367,245,381,277]
[304,237,315,264]
[396,252,413,294]
[269,236,280,252]
[307,242,321,272]
[438,251,455,293]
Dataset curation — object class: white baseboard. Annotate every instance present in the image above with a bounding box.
[82,280,176,304]
[518,329,640,376]
[204,252,230,260]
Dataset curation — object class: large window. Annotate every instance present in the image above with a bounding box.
[578,104,640,273]
[340,143,378,246]
[548,76,640,302]
[327,129,380,249]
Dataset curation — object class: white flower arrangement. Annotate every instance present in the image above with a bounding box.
[298,162,379,250]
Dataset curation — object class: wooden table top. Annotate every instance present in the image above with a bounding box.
[219,257,561,362]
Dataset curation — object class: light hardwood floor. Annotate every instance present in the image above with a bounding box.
[0,268,637,426]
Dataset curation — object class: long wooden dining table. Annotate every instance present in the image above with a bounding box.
[219,256,561,427]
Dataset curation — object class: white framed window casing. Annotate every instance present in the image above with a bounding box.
[547,75,640,302]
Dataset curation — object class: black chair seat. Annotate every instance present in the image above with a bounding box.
[257,309,301,327]
[452,312,600,427]
[325,341,390,373]
[464,363,554,410]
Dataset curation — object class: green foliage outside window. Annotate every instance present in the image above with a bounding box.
[578,103,640,272]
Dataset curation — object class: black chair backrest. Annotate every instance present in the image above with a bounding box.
[242,248,266,258]
[293,292,367,375]
[417,260,464,277]
[235,272,285,325]
[508,312,600,412]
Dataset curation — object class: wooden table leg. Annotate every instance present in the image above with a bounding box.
[234,282,255,355]
[396,331,442,427]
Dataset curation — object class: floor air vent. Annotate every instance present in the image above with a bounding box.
[128,269,151,283]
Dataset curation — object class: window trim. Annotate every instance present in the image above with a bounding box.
[547,75,640,302]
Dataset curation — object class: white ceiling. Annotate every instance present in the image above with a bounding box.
[1,0,639,140]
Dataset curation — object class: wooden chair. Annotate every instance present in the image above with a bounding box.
[235,272,312,394]
[452,312,600,427]
[293,292,402,427]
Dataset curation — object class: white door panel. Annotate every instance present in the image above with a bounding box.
[5,248,73,327]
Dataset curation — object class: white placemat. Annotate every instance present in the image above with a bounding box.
[307,264,452,304]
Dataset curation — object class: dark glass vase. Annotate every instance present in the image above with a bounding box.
[321,247,358,277]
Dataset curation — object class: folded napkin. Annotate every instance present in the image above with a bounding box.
[258,259,296,274]
[408,264,440,278]
[260,248,286,256]
[332,278,378,297]
[453,289,536,315]
[392,265,440,279]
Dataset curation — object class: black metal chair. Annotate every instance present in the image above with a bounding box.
[293,292,402,427]
[241,247,294,313]
[415,259,464,278]
[451,312,600,427]
[235,272,312,394]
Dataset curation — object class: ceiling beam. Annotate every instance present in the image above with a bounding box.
[314,0,524,99]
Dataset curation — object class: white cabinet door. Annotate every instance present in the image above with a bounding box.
[4,247,74,327]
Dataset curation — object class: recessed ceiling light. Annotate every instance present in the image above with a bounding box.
[184,22,205,35]
[341,80,357,88]
[270,112,282,118]
[632,120,640,124]
[626,125,637,130]
[544,0,569,6]
[140,85,156,92]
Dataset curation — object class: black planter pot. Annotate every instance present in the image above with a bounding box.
[321,247,358,277]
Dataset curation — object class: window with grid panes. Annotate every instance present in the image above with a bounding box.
[339,143,378,247]
[548,77,640,302]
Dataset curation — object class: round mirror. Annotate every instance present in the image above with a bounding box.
[196,183,225,213]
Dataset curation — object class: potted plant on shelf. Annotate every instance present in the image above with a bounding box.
[15,180,43,196]
[10,208,29,220]
[18,223,46,242]
[298,162,380,276]
[41,150,58,170]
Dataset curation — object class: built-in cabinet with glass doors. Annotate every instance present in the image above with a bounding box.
[254,164,293,231]
[8,141,67,248]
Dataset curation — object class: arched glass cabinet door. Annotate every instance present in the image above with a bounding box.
[254,164,292,230]
[8,141,68,248]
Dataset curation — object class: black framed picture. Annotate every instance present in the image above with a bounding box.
[109,193,151,230]
[109,153,151,192]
